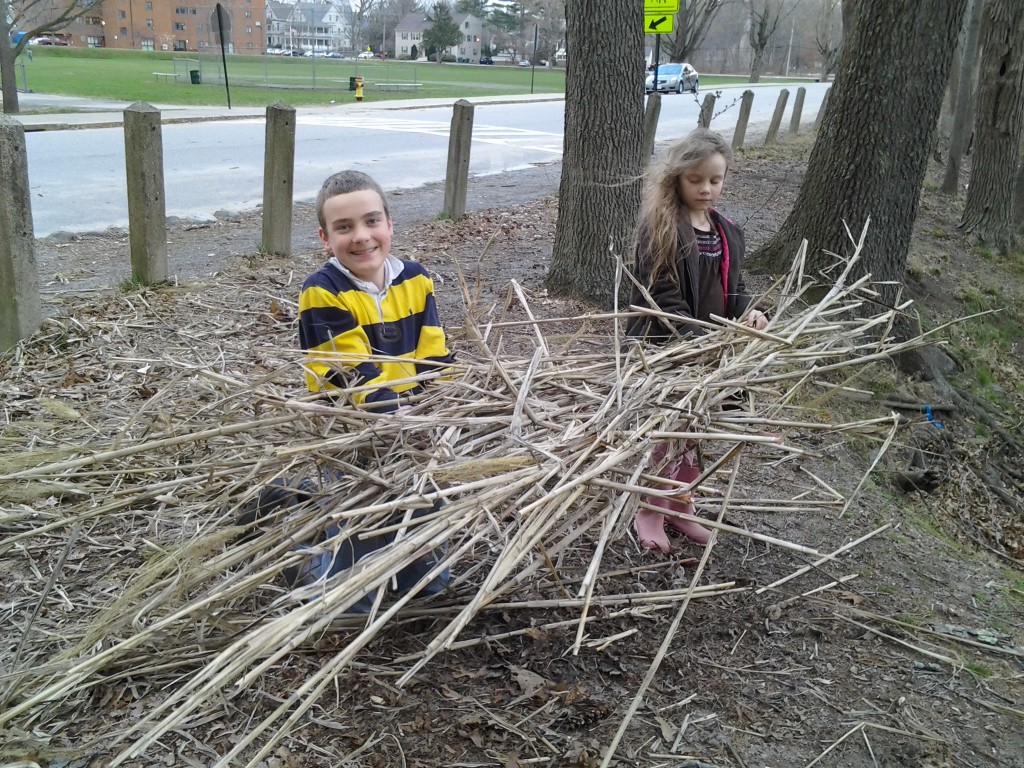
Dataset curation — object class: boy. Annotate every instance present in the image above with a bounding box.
[240,171,453,611]
[298,170,454,409]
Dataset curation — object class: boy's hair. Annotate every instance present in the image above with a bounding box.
[635,128,732,288]
[315,170,391,230]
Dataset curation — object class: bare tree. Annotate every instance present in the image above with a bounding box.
[744,0,794,83]
[662,0,727,64]
[0,0,102,113]
[546,0,644,307]
[754,0,969,309]
[367,0,421,56]
[813,0,841,81]
[959,0,1024,254]
[940,0,984,195]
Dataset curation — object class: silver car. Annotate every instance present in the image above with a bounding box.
[645,63,699,95]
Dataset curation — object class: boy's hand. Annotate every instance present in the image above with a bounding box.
[745,310,768,331]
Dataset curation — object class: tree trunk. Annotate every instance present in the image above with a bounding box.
[749,45,764,82]
[546,0,644,308]
[959,0,1024,254]
[941,0,984,195]
[752,0,968,312]
[0,0,22,115]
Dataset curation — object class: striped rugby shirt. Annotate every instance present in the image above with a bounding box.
[298,256,453,410]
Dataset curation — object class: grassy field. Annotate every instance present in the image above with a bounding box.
[16,46,757,108]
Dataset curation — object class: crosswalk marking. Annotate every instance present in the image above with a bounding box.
[299,115,563,155]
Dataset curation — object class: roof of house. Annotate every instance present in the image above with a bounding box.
[395,11,477,33]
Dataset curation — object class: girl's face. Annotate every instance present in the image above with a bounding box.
[677,152,728,214]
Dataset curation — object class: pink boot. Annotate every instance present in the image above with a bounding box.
[635,506,672,553]
[663,445,711,546]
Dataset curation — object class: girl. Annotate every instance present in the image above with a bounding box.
[627,128,767,553]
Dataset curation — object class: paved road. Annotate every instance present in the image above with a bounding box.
[18,84,828,237]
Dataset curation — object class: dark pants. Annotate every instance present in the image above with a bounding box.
[238,474,450,612]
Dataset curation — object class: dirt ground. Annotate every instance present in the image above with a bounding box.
[6,138,1024,768]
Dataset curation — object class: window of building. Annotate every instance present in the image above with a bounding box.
[118,10,126,18]
[141,38,154,50]
[246,26,252,34]
[465,34,471,42]
[145,2,152,9]
[173,22,186,30]
[401,32,407,39]
[120,26,127,35]
[173,39,187,50]
[191,8,198,14]
[244,10,251,17]
[247,42,253,48]
[84,15,102,25]
[175,7,187,14]
[146,19,154,28]
[86,35,105,47]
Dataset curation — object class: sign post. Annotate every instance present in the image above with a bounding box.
[644,0,679,85]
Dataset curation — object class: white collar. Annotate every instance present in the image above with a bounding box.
[329,255,404,295]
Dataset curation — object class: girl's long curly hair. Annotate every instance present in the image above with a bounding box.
[635,128,733,288]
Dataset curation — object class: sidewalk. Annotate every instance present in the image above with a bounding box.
[11,91,566,131]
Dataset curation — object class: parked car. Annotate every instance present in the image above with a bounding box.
[645,62,699,95]
[324,51,342,59]
[518,59,530,67]
[357,50,375,59]
[31,36,69,46]
[479,56,494,65]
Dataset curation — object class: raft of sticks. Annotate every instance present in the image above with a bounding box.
[0,232,941,766]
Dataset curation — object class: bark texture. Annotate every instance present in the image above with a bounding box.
[752,0,968,307]
[959,0,1024,254]
[941,0,984,195]
[546,1,644,308]
[0,0,21,114]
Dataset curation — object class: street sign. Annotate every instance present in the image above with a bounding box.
[644,0,680,13]
[645,14,674,34]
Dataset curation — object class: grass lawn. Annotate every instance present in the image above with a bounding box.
[18,47,567,107]
[16,47,757,108]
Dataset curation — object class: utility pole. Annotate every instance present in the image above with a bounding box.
[785,19,794,76]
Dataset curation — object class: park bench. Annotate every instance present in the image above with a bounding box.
[372,82,421,92]
[153,72,179,83]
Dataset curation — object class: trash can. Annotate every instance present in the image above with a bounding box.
[348,75,357,91]
[189,69,201,85]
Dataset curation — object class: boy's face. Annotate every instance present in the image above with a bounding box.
[318,189,393,287]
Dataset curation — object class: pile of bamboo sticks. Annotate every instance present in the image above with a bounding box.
[0,235,939,766]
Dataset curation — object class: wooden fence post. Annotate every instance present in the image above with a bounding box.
[764,88,790,145]
[123,102,168,284]
[442,99,474,219]
[789,86,806,136]
[698,93,717,128]
[0,115,41,350]
[815,87,832,130]
[261,101,296,257]
[642,92,661,162]
[732,90,755,150]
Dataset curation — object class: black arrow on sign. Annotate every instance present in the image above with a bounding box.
[649,15,668,30]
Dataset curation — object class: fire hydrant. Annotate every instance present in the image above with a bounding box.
[354,76,364,102]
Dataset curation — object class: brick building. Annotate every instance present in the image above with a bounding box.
[66,0,266,53]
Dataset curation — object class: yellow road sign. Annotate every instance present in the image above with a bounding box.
[645,14,674,34]
[644,0,680,13]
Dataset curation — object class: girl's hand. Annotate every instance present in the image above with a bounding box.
[745,310,768,331]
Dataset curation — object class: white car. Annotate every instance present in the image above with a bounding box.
[357,51,375,60]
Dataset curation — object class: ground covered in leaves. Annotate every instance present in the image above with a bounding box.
[2,142,1023,768]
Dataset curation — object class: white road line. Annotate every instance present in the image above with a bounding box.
[299,115,563,154]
